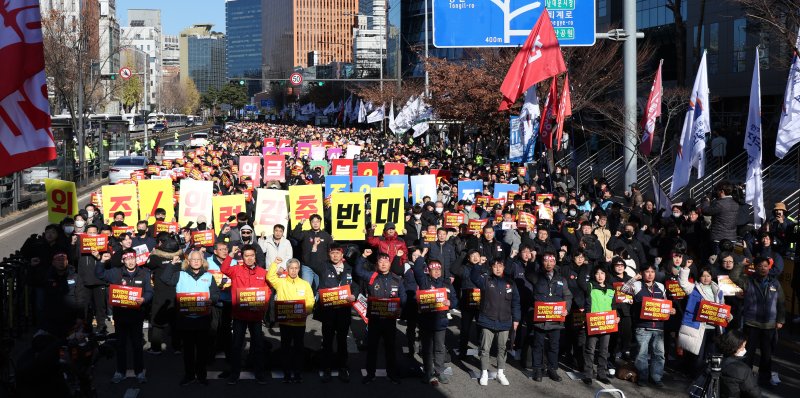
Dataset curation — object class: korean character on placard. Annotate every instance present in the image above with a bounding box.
[375,198,401,224]
[336,203,361,230]
[294,194,319,221]
[50,189,74,216]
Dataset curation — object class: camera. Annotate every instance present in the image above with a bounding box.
[708,354,723,373]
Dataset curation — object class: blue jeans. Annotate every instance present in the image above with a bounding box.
[634,328,665,383]
[301,265,319,297]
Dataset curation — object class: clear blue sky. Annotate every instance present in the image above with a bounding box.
[116,0,226,36]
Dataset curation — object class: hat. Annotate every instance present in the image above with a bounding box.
[384,222,396,230]
[426,260,442,271]
[774,202,787,211]
[239,225,253,232]
[329,244,344,253]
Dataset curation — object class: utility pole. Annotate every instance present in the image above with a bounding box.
[143,61,149,158]
[623,0,638,191]
[423,0,430,98]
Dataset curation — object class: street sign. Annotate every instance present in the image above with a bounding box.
[119,67,132,80]
[260,99,274,108]
[245,105,257,112]
[432,0,596,48]
[289,72,303,86]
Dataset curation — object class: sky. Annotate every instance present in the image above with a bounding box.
[116,0,226,36]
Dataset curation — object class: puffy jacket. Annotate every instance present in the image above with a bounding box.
[267,262,315,327]
[366,231,408,265]
[470,237,507,266]
[526,268,573,330]
[730,264,786,329]
[75,252,106,287]
[220,255,271,322]
[470,265,520,331]
[427,240,457,279]
[701,196,740,242]
[94,261,153,323]
[260,236,293,270]
[41,267,84,338]
[354,256,407,319]
[719,356,762,398]
[621,278,669,330]
[585,281,616,313]
[412,257,457,331]
[145,248,184,323]
[160,265,220,330]
[290,225,333,268]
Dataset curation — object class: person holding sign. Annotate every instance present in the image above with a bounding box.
[451,249,486,360]
[620,264,675,388]
[526,251,572,382]
[677,264,728,379]
[95,249,153,384]
[729,257,786,387]
[159,250,220,386]
[74,224,110,336]
[469,258,520,386]
[580,264,618,385]
[220,245,271,385]
[608,259,634,363]
[267,257,315,383]
[412,254,457,386]
[355,248,407,385]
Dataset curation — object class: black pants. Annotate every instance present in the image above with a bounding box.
[230,319,265,378]
[321,310,351,370]
[280,324,306,376]
[744,326,775,383]
[562,315,586,369]
[532,328,560,371]
[181,328,210,380]
[149,302,178,352]
[459,308,480,353]
[212,302,232,357]
[366,318,398,378]
[115,319,144,374]
[83,285,107,332]
[609,316,632,360]
[686,328,719,378]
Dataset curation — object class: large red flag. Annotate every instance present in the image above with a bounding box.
[640,60,664,156]
[0,1,57,177]
[554,75,572,151]
[498,9,567,111]
[539,78,559,149]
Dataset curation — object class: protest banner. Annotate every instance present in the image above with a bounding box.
[352,175,377,194]
[133,244,150,266]
[112,226,134,238]
[665,279,687,299]
[468,219,487,236]
[517,212,537,229]
[640,297,673,321]
[238,156,261,186]
[535,193,554,204]
[345,144,362,159]
[493,183,520,199]
[353,294,369,323]
[138,179,175,224]
[463,288,481,309]
[279,147,294,158]
[310,146,326,161]
[417,288,449,312]
[102,184,138,226]
[296,142,311,158]
[108,284,142,309]
[430,169,451,185]
[212,194,246,234]
[443,212,465,229]
[279,138,292,147]
[264,138,277,148]
[331,192,365,240]
[533,301,567,322]
[716,276,743,296]
[275,300,308,322]
[233,287,270,311]
[410,174,437,205]
[146,165,161,175]
[613,282,633,304]
[586,311,619,335]
[357,161,378,176]
[370,186,404,235]
[176,292,211,316]
[327,147,342,159]
[325,175,351,198]
[318,286,352,308]
[383,162,405,175]
[178,179,213,226]
[421,230,436,243]
[367,297,402,318]
[289,184,324,230]
[310,160,329,175]
[262,146,277,155]
[695,300,731,327]
[78,234,108,254]
[253,189,289,236]
[208,270,231,289]
[45,179,78,224]
[154,221,180,235]
[192,230,215,247]
[263,155,286,183]
[475,195,489,208]
[457,180,483,201]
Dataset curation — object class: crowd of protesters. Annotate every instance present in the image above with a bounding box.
[18,121,799,396]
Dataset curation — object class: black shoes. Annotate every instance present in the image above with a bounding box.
[547,369,562,382]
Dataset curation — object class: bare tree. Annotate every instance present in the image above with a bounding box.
[734,0,800,54]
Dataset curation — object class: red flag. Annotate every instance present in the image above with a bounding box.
[539,78,559,149]
[0,2,57,177]
[640,60,664,156]
[554,75,572,151]
[498,9,567,111]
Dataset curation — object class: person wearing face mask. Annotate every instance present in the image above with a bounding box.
[421,201,441,229]
[677,264,728,379]
[460,200,479,220]
[413,255,457,386]
[716,330,762,398]
[84,204,104,228]
[527,251,572,382]
[73,214,88,235]
[146,208,169,236]
[608,223,647,270]
[132,220,157,251]
[73,224,109,335]
[61,217,76,236]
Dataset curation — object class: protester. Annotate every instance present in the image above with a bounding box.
[581,264,617,385]
[677,264,727,378]
[716,330,762,398]
[413,254,457,386]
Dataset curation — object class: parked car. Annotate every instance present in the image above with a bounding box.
[109,156,147,184]
[22,158,65,189]
[151,123,167,134]
[162,143,185,160]
[189,132,209,148]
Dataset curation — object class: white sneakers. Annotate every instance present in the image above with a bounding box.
[111,372,124,384]
[479,370,489,386]
[497,369,510,386]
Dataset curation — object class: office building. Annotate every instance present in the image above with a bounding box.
[226,0,263,97]
[180,24,226,94]
[98,0,120,113]
[121,9,162,109]
[400,0,462,78]
[352,0,386,79]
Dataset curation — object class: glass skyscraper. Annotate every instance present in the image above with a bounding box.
[226,0,262,97]
[188,34,226,95]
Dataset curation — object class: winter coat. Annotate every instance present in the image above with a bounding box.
[41,267,84,338]
[267,262,315,327]
[144,247,184,323]
[94,262,153,323]
[677,267,725,355]
[412,257,457,331]
[160,265,220,330]
[366,230,408,265]
[219,256,271,322]
[290,225,333,268]
[701,196,740,242]
[260,236,293,270]
[470,265,520,331]
[719,356,763,398]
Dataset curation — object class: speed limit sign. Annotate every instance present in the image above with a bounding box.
[119,67,132,80]
[289,72,303,86]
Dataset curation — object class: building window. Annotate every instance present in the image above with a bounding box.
[709,23,719,74]
[636,0,686,29]
[598,0,607,17]
[759,31,770,70]
[733,19,747,73]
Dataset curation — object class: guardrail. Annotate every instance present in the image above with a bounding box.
[576,143,614,193]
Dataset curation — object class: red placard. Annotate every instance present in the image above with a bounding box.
[108,284,143,309]
[279,139,292,147]
[443,212,465,229]
[112,226,134,238]
[238,156,262,186]
[367,297,401,318]
[489,197,506,207]
[384,162,405,176]
[318,286,352,308]
[463,288,481,309]
[79,234,108,254]
[417,288,449,312]
[154,221,180,235]
[176,292,211,316]
[353,294,369,324]
[474,195,489,208]
[421,231,436,243]
[665,279,687,299]
[192,230,215,247]
[468,219,487,236]
[263,155,286,183]
[533,301,567,322]
[275,300,307,322]
[147,165,161,175]
[233,287,270,311]
[264,138,277,147]
[430,169,451,185]
[694,300,731,327]
[357,161,378,177]
[586,311,619,335]
[535,193,554,204]
[613,282,633,304]
[208,270,231,289]
[516,212,537,229]
[640,297,673,321]
[331,158,353,178]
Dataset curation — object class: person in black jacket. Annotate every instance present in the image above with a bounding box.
[413,255,457,386]
[427,227,457,281]
[73,224,109,335]
[560,249,591,371]
[95,249,154,384]
[452,249,485,358]
[144,233,185,354]
[469,225,507,266]
[716,330,762,398]
[40,252,85,339]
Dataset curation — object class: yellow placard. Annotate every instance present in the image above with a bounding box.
[137,179,175,224]
[370,186,404,235]
[331,192,365,241]
[45,178,78,224]
[212,194,246,234]
[289,184,324,231]
[101,184,139,226]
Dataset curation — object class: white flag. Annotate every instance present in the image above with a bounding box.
[745,48,765,227]
[671,51,710,196]
[357,100,367,123]
[388,99,397,133]
[366,104,385,124]
[776,28,800,158]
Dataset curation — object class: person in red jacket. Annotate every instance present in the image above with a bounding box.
[366,222,408,265]
[220,244,271,385]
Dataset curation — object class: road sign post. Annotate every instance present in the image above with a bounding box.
[432,0,596,48]
[119,67,132,80]
[290,72,303,86]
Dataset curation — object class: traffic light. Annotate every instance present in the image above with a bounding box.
[318,82,324,86]
[239,80,245,86]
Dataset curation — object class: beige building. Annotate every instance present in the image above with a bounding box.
[262,0,358,79]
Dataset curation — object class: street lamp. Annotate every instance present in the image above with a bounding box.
[344,11,386,91]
